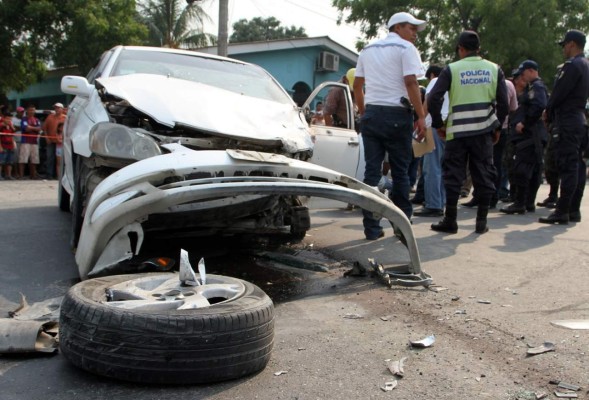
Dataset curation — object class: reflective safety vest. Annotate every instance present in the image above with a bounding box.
[446,56,500,140]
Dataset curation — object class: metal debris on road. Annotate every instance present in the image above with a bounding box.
[477,299,491,304]
[387,357,407,377]
[428,286,448,292]
[343,261,368,277]
[381,380,398,391]
[535,392,548,399]
[274,370,288,376]
[409,334,435,348]
[451,296,460,301]
[0,319,59,354]
[550,320,589,330]
[455,310,467,314]
[526,342,555,355]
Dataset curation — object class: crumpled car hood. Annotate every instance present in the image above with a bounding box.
[96,74,313,153]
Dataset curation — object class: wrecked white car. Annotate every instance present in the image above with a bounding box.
[59,45,426,282]
[57,45,430,385]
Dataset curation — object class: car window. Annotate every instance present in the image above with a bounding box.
[87,49,116,84]
[110,49,292,104]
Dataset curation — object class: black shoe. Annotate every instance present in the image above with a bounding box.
[538,212,569,225]
[410,196,425,205]
[499,204,526,214]
[526,205,536,213]
[431,218,458,234]
[475,219,489,234]
[500,196,513,203]
[366,231,385,240]
[413,207,444,217]
[569,211,581,222]
[461,198,479,208]
[536,197,557,209]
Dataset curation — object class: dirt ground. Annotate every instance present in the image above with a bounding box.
[1,180,588,400]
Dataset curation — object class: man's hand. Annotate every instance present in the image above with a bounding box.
[492,129,501,145]
[436,126,446,139]
[515,122,524,134]
[414,117,426,141]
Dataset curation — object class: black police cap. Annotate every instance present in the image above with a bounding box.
[558,30,586,47]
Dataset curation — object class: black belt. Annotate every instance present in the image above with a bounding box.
[366,104,412,113]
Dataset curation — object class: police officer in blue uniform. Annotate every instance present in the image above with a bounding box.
[539,30,589,224]
[500,60,548,214]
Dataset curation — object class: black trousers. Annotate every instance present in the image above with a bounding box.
[443,132,497,207]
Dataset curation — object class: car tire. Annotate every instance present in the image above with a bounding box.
[70,156,86,249]
[58,157,70,212]
[59,273,275,384]
[58,183,70,212]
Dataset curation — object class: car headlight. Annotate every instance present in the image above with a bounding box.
[90,122,162,161]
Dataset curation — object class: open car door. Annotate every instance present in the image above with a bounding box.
[303,82,362,180]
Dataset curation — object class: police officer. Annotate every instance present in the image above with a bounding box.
[539,30,589,224]
[428,30,508,234]
[500,60,548,214]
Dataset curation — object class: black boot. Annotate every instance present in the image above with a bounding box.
[538,211,569,225]
[461,197,478,208]
[536,197,557,208]
[500,185,526,214]
[475,205,489,234]
[569,210,581,222]
[431,205,458,234]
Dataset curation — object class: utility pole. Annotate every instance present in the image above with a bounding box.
[187,0,229,57]
[218,0,228,57]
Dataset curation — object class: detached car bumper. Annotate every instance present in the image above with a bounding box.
[76,145,427,285]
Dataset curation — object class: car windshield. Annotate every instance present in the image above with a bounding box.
[110,49,292,105]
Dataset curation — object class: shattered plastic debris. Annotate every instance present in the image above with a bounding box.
[409,334,435,348]
[343,261,368,277]
[274,370,288,376]
[477,299,491,304]
[387,357,407,377]
[535,392,548,400]
[455,310,467,314]
[381,380,398,391]
[179,249,200,286]
[554,391,578,398]
[343,313,363,319]
[557,382,581,391]
[526,342,555,355]
[550,320,589,330]
[428,286,448,292]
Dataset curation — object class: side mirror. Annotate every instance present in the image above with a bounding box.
[61,76,94,98]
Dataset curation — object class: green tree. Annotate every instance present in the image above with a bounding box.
[0,0,147,98]
[230,16,307,43]
[139,0,216,49]
[333,0,589,87]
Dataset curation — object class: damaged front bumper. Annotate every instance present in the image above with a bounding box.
[76,145,431,286]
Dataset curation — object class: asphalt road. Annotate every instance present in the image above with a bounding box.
[1,180,589,400]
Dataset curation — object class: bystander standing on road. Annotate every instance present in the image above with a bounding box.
[539,29,589,225]
[0,108,17,180]
[18,106,42,180]
[42,103,66,180]
[428,30,508,234]
[353,11,427,240]
[11,106,24,179]
[414,65,448,217]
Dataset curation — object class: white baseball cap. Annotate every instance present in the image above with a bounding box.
[53,102,64,108]
[387,12,427,31]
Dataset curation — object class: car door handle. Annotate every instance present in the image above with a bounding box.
[347,139,359,146]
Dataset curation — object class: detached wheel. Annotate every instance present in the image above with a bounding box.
[59,273,275,384]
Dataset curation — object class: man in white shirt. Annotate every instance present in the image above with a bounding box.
[353,11,427,240]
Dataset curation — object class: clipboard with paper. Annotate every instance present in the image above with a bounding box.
[412,127,435,157]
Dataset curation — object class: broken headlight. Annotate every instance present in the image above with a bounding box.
[90,122,162,161]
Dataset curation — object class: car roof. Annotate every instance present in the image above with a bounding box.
[113,45,250,66]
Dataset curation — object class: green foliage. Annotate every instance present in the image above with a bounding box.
[139,0,216,49]
[230,16,307,43]
[333,0,589,87]
[0,0,148,96]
